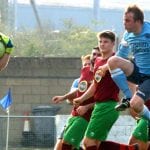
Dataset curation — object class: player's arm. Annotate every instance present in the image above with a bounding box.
[84,102,95,110]
[97,63,109,77]
[116,34,130,59]
[73,81,96,107]
[0,53,10,71]
[52,89,78,104]
[64,89,78,101]
[0,37,13,71]
[76,102,95,116]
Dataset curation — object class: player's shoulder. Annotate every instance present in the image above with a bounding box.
[95,56,101,62]
[123,31,131,40]
[72,78,79,87]
[142,21,150,33]
[143,21,150,27]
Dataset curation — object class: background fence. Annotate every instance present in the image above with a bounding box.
[0,113,136,150]
[0,57,137,149]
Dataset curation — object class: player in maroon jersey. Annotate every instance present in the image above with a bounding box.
[52,53,99,150]
[73,30,139,150]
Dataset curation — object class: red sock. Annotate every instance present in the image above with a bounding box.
[99,141,120,150]
[99,141,137,150]
[86,145,97,150]
[73,147,83,150]
[120,144,137,150]
[62,143,72,150]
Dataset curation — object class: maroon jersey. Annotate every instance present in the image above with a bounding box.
[71,66,94,121]
[93,56,119,102]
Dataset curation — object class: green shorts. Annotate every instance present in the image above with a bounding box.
[148,123,150,141]
[63,116,88,149]
[85,100,119,141]
[132,118,148,142]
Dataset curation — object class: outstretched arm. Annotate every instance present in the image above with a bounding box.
[97,63,109,77]
[76,102,95,116]
[73,82,96,107]
[52,89,78,104]
[0,53,10,71]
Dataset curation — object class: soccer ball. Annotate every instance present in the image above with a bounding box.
[0,41,5,58]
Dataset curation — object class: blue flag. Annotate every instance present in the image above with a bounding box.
[0,88,12,110]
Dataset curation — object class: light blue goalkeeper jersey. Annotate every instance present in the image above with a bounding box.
[117,21,150,75]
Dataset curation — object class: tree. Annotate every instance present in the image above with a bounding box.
[12,21,98,57]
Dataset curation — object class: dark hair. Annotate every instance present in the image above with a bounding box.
[125,4,144,24]
[97,30,115,42]
[93,46,100,52]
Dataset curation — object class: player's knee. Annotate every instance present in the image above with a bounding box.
[62,142,72,150]
[107,56,120,69]
[83,138,97,148]
[130,97,144,113]
[83,138,88,148]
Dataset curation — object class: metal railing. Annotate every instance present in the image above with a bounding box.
[0,115,56,150]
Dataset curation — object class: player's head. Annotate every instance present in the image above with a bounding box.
[124,4,144,32]
[91,46,101,66]
[81,54,91,67]
[97,30,115,54]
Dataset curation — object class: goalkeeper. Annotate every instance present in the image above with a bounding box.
[0,32,13,71]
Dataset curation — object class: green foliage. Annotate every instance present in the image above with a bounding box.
[3,20,98,57]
